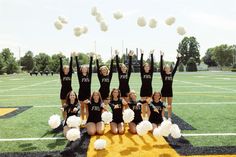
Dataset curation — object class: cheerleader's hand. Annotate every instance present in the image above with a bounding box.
[177,53,181,58]
[160,51,164,56]
[140,49,144,54]
[150,49,155,55]
[83,99,90,104]
[114,49,119,55]
[128,50,134,56]
[96,54,101,60]
[72,108,78,113]
[154,108,159,113]
[60,107,64,112]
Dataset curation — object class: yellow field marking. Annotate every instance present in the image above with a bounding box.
[0,108,17,116]
[87,125,236,157]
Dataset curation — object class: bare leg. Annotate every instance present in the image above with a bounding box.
[110,122,118,134]
[63,126,70,137]
[118,122,124,134]
[96,121,105,135]
[141,97,147,119]
[61,99,67,120]
[167,97,173,118]
[79,101,86,121]
[129,122,137,134]
[86,122,96,135]
[152,123,158,132]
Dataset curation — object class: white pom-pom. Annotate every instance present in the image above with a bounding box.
[74,27,82,37]
[66,115,81,128]
[101,111,113,123]
[81,26,88,34]
[136,123,147,136]
[137,16,146,27]
[141,120,153,132]
[113,10,123,20]
[58,16,68,24]
[96,13,103,23]
[149,18,157,28]
[91,7,98,16]
[66,128,80,141]
[54,20,63,30]
[165,17,176,26]
[123,109,134,123]
[159,119,172,137]
[177,26,186,35]
[94,139,107,150]
[153,127,162,137]
[100,22,108,32]
[48,114,61,129]
[170,124,181,139]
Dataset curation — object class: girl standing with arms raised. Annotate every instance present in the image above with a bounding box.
[160,51,181,120]
[60,55,73,119]
[75,53,93,125]
[96,55,114,106]
[115,50,133,101]
[140,50,154,118]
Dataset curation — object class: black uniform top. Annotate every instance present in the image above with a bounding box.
[149,101,165,124]
[96,59,113,99]
[128,100,143,123]
[87,101,103,123]
[160,55,180,90]
[60,57,73,99]
[116,55,132,97]
[109,99,123,123]
[64,102,80,126]
[76,56,93,100]
[140,53,154,97]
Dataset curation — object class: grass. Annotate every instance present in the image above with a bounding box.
[0,71,236,152]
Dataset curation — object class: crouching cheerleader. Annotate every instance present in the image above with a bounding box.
[85,91,105,135]
[62,91,80,136]
[127,90,143,134]
[109,88,127,134]
[148,91,165,130]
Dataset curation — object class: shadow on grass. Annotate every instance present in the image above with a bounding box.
[47,139,66,149]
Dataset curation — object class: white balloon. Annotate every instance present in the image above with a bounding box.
[149,18,157,28]
[66,128,80,141]
[137,16,147,27]
[165,17,176,26]
[54,20,63,30]
[113,10,123,20]
[48,114,61,129]
[94,139,107,150]
[100,22,108,32]
[91,7,98,16]
[177,26,186,35]
[58,16,68,24]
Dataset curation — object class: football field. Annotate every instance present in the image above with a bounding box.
[0,72,236,156]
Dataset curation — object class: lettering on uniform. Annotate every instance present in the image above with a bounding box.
[120,74,128,79]
[143,74,151,79]
[63,77,71,81]
[102,78,110,82]
[165,76,173,81]
[132,104,141,110]
[82,77,90,82]
[91,106,101,111]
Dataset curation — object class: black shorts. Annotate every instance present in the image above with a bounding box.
[161,87,173,97]
[140,86,152,97]
[60,88,72,99]
[149,117,163,125]
[99,90,110,100]
[119,86,130,97]
[112,118,124,124]
[87,118,102,123]
[131,119,142,125]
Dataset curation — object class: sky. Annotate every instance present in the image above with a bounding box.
[0,0,235,61]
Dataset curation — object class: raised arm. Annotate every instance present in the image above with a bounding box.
[75,56,81,78]
[109,59,114,80]
[160,53,165,77]
[140,53,144,75]
[69,57,73,76]
[96,59,101,80]
[128,55,132,78]
[150,53,154,74]
[89,56,93,79]
[172,57,180,77]
[59,57,63,78]
[115,55,121,75]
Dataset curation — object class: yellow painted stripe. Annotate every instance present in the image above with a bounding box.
[0,108,17,116]
[87,125,236,157]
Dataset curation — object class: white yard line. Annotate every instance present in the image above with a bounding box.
[0,133,236,141]
[175,80,236,93]
[0,94,57,97]
[174,102,236,105]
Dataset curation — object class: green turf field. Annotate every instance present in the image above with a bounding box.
[0,72,236,152]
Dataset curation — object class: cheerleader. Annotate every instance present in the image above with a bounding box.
[148,91,165,130]
[86,91,105,135]
[109,88,127,134]
[62,91,80,136]
[75,53,93,124]
[160,51,181,120]
[127,90,143,134]
[96,56,114,105]
[115,50,133,101]
[139,50,154,118]
[60,55,73,119]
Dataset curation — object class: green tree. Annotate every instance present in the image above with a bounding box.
[1,48,14,63]
[0,56,5,74]
[213,44,234,67]
[6,58,19,74]
[49,53,66,73]
[20,51,34,72]
[177,36,200,65]
[202,48,218,67]
[186,57,197,72]
[0,48,19,74]
[34,53,51,71]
